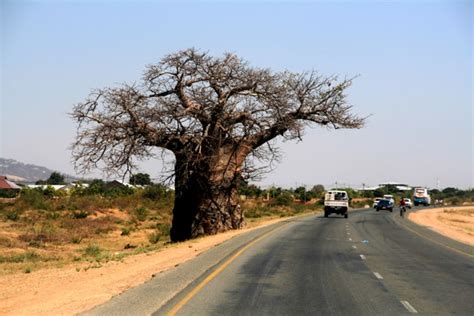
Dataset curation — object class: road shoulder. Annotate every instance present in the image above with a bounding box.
[396,207,473,258]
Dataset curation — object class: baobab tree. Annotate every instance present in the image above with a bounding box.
[72,48,364,241]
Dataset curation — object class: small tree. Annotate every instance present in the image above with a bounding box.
[72,49,364,241]
[310,184,325,198]
[373,188,384,198]
[86,179,105,195]
[294,186,308,202]
[130,173,152,186]
[46,172,65,185]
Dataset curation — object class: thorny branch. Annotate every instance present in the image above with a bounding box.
[72,48,365,180]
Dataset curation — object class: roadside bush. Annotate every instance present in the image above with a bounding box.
[19,222,59,243]
[133,207,149,222]
[46,211,61,220]
[5,211,20,221]
[156,223,170,236]
[103,186,134,197]
[450,198,460,206]
[42,186,61,198]
[0,251,41,263]
[70,236,83,244]
[83,245,102,257]
[121,227,131,236]
[0,190,19,198]
[17,188,50,210]
[72,210,89,219]
[272,192,293,206]
[148,231,161,244]
[142,184,167,200]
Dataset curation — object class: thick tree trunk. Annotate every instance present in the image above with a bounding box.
[170,175,245,242]
[169,148,246,242]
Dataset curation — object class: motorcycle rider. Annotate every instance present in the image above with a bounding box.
[399,197,407,216]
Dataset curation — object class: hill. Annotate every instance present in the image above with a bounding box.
[0,158,76,183]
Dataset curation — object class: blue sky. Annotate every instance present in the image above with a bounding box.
[1,0,472,189]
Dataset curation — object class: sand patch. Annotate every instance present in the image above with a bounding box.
[408,206,474,246]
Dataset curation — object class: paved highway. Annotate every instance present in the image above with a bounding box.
[85,209,474,316]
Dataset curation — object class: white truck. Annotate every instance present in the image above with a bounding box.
[413,187,431,206]
[324,190,349,218]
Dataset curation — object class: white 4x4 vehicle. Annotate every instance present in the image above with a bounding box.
[324,190,349,218]
[403,198,412,209]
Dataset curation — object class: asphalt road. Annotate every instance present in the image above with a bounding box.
[85,208,474,316]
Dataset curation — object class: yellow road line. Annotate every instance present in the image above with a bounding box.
[401,219,473,258]
[166,224,287,316]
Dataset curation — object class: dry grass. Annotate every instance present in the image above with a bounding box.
[0,195,318,275]
[0,203,173,275]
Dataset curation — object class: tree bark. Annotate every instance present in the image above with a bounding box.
[170,148,246,242]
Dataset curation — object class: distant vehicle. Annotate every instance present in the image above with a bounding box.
[324,190,349,218]
[376,199,393,212]
[413,187,431,206]
[383,194,395,204]
[403,198,412,209]
[373,198,382,208]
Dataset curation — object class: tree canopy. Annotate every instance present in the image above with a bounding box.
[130,173,152,186]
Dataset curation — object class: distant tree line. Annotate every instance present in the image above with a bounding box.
[31,172,474,206]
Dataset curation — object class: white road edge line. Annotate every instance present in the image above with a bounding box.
[360,254,366,260]
[373,272,383,279]
[401,300,418,313]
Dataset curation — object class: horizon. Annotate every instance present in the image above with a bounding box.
[1,0,472,189]
[0,156,468,191]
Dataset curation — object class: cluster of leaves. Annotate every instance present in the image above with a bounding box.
[35,172,66,185]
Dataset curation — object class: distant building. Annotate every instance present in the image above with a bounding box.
[104,180,139,190]
[358,182,412,192]
[26,184,66,190]
[0,176,21,197]
[378,182,412,191]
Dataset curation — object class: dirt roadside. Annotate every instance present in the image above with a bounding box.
[408,206,474,246]
[0,215,301,316]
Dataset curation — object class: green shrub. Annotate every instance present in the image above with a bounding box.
[148,231,161,244]
[273,192,293,206]
[18,188,50,210]
[0,190,19,198]
[156,223,170,236]
[70,236,83,244]
[6,211,20,221]
[46,212,60,220]
[450,198,460,206]
[84,245,101,257]
[72,210,89,219]
[0,251,41,263]
[104,186,134,197]
[142,184,167,200]
[42,186,57,198]
[121,227,131,236]
[244,208,260,218]
[133,207,149,221]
